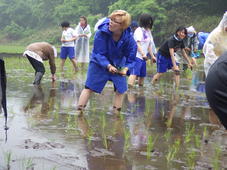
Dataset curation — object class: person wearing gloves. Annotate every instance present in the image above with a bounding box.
[76,10,137,114]
[75,16,92,68]
[23,42,57,85]
[203,11,227,76]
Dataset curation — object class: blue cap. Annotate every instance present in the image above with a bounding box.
[130,21,138,28]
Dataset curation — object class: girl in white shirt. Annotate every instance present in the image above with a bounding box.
[128,14,156,87]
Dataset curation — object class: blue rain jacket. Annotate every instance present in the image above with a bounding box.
[85,18,137,94]
[90,18,137,69]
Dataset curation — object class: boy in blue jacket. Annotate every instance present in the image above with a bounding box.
[76,10,137,114]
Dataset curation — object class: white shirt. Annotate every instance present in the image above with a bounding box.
[134,27,154,60]
[61,27,76,47]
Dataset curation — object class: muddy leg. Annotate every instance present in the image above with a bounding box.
[151,73,163,84]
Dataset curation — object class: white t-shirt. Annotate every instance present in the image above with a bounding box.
[134,27,154,60]
[61,27,76,47]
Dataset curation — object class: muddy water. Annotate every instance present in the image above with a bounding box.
[0,57,226,170]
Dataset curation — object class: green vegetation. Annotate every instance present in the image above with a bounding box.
[0,45,25,54]
[3,151,12,169]
[0,0,226,46]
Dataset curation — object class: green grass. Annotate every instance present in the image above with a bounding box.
[0,45,25,54]
[0,45,62,54]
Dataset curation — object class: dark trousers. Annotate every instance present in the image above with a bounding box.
[26,55,45,74]
[26,55,45,85]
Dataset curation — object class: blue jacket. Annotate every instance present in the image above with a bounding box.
[90,18,137,70]
[198,32,209,50]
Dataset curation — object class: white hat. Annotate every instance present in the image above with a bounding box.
[187,26,195,33]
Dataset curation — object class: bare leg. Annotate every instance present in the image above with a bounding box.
[138,77,144,86]
[60,59,66,72]
[151,73,163,84]
[70,58,78,72]
[113,91,124,109]
[174,74,180,88]
[128,75,137,87]
[77,88,93,108]
[192,57,197,66]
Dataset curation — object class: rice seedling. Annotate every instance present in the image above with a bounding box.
[3,151,12,169]
[212,144,222,170]
[194,134,201,148]
[22,158,34,169]
[202,126,208,138]
[146,134,158,159]
[66,114,76,130]
[52,166,57,170]
[184,124,195,144]
[123,128,131,151]
[186,147,197,170]
[166,138,181,163]
[164,129,172,142]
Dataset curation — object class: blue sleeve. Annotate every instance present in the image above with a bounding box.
[92,31,110,68]
[124,36,137,69]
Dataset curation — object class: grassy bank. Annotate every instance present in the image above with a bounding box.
[0,45,61,54]
[0,45,25,54]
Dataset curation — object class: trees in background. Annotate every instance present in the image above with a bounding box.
[0,0,226,45]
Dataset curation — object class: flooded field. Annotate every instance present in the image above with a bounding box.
[0,57,226,170]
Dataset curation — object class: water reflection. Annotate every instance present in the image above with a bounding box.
[1,57,227,169]
[126,90,148,149]
[190,71,206,93]
[24,83,56,120]
[59,79,81,114]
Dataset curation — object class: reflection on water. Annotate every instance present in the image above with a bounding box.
[190,71,206,93]
[0,57,226,170]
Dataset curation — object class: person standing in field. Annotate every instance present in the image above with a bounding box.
[23,42,57,85]
[76,10,137,114]
[60,21,78,72]
[75,16,92,69]
[128,13,156,87]
[151,26,193,87]
[175,26,199,70]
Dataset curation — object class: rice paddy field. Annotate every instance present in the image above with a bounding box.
[0,55,226,170]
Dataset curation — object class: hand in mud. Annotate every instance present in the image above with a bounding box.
[152,56,156,63]
[188,63,193,70]
[142,55,148,61]
[107,64,117,74]
[117,67,128,76]
[173,65,179,72]
[185,47,191,52]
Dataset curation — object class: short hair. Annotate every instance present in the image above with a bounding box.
[139,13,153,29]
[130,21,138,28]
[80,16,87,25]
[108,10,131,30]
[175,26,187,36]
[61,21,70,28]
